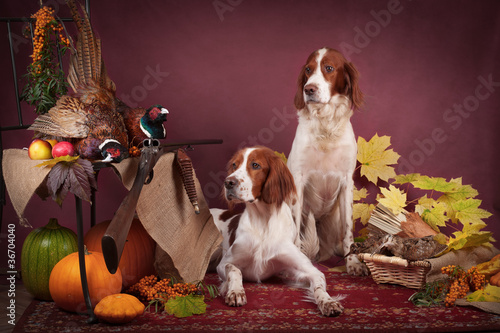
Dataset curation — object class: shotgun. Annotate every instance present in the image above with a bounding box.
[101,138,222,274]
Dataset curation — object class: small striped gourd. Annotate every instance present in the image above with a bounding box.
[21,218,78,300]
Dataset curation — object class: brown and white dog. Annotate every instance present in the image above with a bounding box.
[287,47,368,276]
[210,146,345,316]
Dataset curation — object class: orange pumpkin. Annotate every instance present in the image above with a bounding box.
[49,247,122,313]
[84,218,156,289]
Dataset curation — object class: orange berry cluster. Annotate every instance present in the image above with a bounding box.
[126,275,198,302]
[30,6,69,74]
[128,146,141,157]
[441,265,485,307]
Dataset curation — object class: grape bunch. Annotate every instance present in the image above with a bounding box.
[441,265,485,307]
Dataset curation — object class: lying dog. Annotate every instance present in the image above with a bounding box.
[210,146,345,316]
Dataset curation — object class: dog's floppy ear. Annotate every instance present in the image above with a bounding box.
[343,61,364,110]
[294,66,307,110]
[261,151,296,207]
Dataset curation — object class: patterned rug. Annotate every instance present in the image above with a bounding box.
[13,266,500,332]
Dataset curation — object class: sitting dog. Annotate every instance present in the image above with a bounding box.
[287,47,368,276]
[210,146,345,316]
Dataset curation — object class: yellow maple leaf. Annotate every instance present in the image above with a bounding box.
[274,151,287,164]
[421,202,448,231]
[353,202,374,225]
[442,222,494,254]
[414,195,435,215]
[353,187,369,201]
[357,134,400,184]
[378,185,407,215]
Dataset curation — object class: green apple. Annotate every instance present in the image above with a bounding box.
[28,139,53,160]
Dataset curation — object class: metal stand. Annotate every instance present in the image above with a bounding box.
[75,196,98,324]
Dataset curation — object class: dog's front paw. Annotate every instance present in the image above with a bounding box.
[225,289,247,307]
[318,299,344,317]
[346,254,369,276]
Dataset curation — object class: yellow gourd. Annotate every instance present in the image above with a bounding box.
[490,271,500,287]
[477,254,500,278]
[94,293,145,324]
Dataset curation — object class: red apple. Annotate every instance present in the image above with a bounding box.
[52,141,75,158]
[28,139,53,160]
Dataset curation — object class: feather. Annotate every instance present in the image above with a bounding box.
[29,96,89,138]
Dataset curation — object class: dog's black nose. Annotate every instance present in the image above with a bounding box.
[304,84,318,96]
[224,177,238,190]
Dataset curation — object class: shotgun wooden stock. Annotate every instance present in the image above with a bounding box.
[102,139,164,274]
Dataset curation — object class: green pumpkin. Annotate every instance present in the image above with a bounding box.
[21,218,78,300]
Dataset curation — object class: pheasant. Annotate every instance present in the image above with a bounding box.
[116,101,169,147]
[28,0,130,162]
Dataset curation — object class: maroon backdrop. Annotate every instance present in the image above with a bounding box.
[1,0,499,269]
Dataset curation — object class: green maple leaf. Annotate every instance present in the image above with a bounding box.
[452,199,492,225]
[165,295,206,318]
[357,134,400,184]
[411,175,457,193]
[421,202,448,231]
[392,173,421,185]
[378,185,407,214]
[353,203,374,225]
[437,180,479,223]
[467,285,500,303]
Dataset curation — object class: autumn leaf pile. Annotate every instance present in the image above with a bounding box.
[354,134,494,253]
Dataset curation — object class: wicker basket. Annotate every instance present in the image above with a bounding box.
[358,253,431,289]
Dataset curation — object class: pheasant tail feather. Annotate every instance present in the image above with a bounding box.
[66,0,114,92]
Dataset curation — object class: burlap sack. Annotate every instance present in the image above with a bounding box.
[109,151,222,283]
[3,148,222,283]
[2,149,52,227]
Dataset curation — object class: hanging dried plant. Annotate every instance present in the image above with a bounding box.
[21,5,71,114]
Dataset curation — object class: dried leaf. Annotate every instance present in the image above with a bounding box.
[67,163,92,202]
[47,162,70,205]
[43,158,96,205]
[357,134,400,184]
[165,295,206,318]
